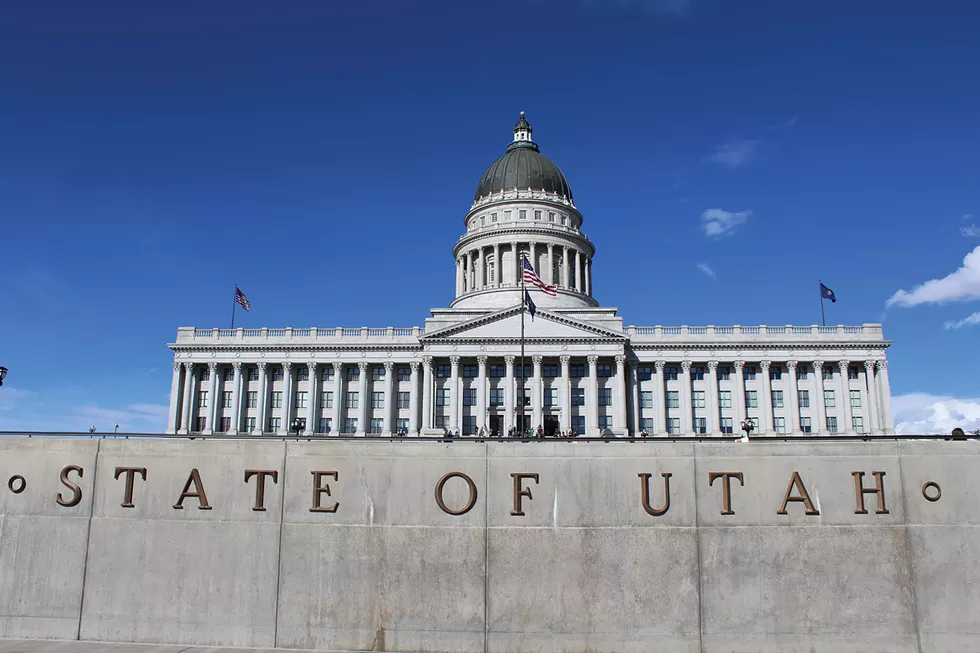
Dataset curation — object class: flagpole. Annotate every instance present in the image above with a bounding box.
[231,284,238,329]
[520,256,526,436]
[819,280,825,327]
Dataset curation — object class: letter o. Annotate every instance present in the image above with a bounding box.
[435,472,478,516]
[8,475,26,494]
[922,481,942,502]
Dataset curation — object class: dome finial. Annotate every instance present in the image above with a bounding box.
[513,111,533,143]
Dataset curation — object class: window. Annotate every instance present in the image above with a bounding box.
[519,209,527,220]
[665,366,678,381]
[436,365,451,378]
[534,210,542,220]
[561,215,568,226]
[345,392,358,409]
[297,367,309,382]
[800,417,812,434]
[200,368,210,382]
[719,366,731,381]
[667,418,681,434]
[666,391,679,409]
[489,364,505,378]
[826,416,838,433]
[771,390,784,409]
[572,416,586,434]
[597,364,612,377]
[571,388,585,406]
[745,391,758,409]
[798,390,810,408]
[248,367,259,381]
[543,364,558,377]
[719,390,732,408]
[321,366,334,381]
[221,391,232,408]
[490,388,504,407]
[692,391,706,408]
[850,390,862,408]
[462,364,477,378]
[396,418,408,433]
[691,366,705,381]
[343,418,357,433]
[769,366,782,380]
[295,391,308,409]
[774,417,786,434]
[273,368,283,381]
[822,366,833,381]
[504,210,511,221]
[640,391,653,409]
[346,367,359,381]
[219,417,231,433]
[798,365,809,380]
[269,417,281,433]
[638,366,652,381]
[598,415,613,430]
[598,388,612,406]
[571,364,585,377]
[517,387,530,406]
[463,388,476,406]
[852,416,864,433]
[848,366,859,380]
[271,391,282,409]
[462,415,476,435]
[197,391,208,408]
[371,392,383,409]
[543,388,558,407]
[694,417,707,434]
[397,366,411,382]
[318,417,332,434]
[321,391,333,409]
[748,417,760,431]
[721,417,733,434]
[397,392,410,409]
[247,391,257,408]
[480,216,485,227]
[369,418,383,434]
[223,368,234,382]
[744,365,756,381]
[641,418,655,431]
[436,388,449,406]
[549,211,556,222]
[491,212,497,223]
[246,417,257,433]
[824,390,835,408]
[372,367,385,382]
[435,414,447,428]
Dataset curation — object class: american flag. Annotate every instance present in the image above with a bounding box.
[522,257,557,296]
[235,287,251,311]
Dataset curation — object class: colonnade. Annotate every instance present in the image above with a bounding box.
[455,241,592,296]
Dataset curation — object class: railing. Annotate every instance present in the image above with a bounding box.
[623,324,884,340]
[176,326,425,344]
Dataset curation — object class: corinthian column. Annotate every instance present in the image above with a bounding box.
[760,360,773,435]
[505,355,515,430]
[560,355,571,432]
[493,244,501,287]
[256,361,268,434]
[813,360,826,434]
[680,361,692,435]
[629,361,640,436]
[587,355,599,435]
[786,361,800,435]
[838,360,852,434]
[169,362,182,434]
[231,361,243,435]
[864,361,880,434]
[204,362,218,435]
[383,361,395,435]
[180,362,194,434]
[877,360,894,434]
[304,362,317,435]
[409,361,420,436]
[615,355,628,434]
[733,361,746,431]
[280,362,292,435]
[331,362,343,435]
[654,360,665,435]
[477,356,488,433]
[532,356,543,430]
[547,243,555,285]
[422,357,433,430]
[357,361,368,436]
[561,246,570,288]
[449,356,460,434]
[706,361,719,435]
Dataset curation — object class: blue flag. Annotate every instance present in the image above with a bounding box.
[819,283,836,303]
[524,290,536,320]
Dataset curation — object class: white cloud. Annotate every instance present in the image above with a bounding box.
[701,208,751,238]
[893,393,980,435]
[696,262,716,280]
[886,245,980,307]
[944,311,980,330]
[709,139,761,168]
[0,389,169,434]
[961,224,979,237]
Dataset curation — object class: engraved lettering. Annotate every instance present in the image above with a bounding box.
[776,471,819,515]
[922,481,941,502]
[638,472,672,516]
[852,471,889,515]
[311,471,339,513]
[244,469,279,511]
[7,475,26,494]
[434,472,478,516]
[511,472,540,516]
[57,465,84,507]
[708,472,744,516]
[114,467,147,508]
[173,468,212,510]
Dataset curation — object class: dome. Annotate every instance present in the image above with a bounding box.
[472,113,573,202]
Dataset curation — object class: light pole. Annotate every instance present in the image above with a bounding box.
[740,418,754,442]
[290,418,304,437]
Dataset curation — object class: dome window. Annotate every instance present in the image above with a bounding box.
[491,213,498,223]
[480,216,485,227]
[519,210,527,220]
[534,210,542,220]
[549,212,556,223]
[504,210,512,221]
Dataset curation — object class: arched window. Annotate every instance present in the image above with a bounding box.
[553,254,562,287]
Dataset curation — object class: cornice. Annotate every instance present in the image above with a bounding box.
[420,305,626,341]
[453,226,595,258]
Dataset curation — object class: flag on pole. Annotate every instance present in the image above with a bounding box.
[819,283,836,303]
[524,290,537,320]
[235,286,251,311]
[522,256,557,296]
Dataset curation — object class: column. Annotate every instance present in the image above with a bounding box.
[409,361,420,435]
[864,361,880,434]
[547,243,555,285]
[560,355,571,432]
[331,362,343,435]
[575,250,583,292]
[531,356,543,430]
[838,360,853,434]
[448,356,460,433]
[305,362,317,435]
[787,361,801,435]
[733,361,747,431]
[585,258,592,296]
[813,360,826,434]
[256,361,268,434]
[760,361,773,435]
[169,362,182,433]
[231,361,243,435]
[204,362,218,434]
[877,360,894,434]
[357,362,369,435]
[629,361,640,435]
[477,356,488,433]
[561,246,570,288]
[493,244,501,287]
[511,241,519,286]
[706,361,720,435]
[280,362,293,435]
[680,361,692,435]
[615,355,628,434]
[383,361,395,435]
[455,257,462,295]
[504,356,515,431]
[464,252,472,291]
[587,355,599,435]
[180,362,194,433]
[654,360,666,435]
[478,247,485,289]
[422,357,433,430]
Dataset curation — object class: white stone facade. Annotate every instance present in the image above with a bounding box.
[167,116,894,437]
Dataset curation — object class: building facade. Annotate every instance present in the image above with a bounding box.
[167,114,894,437]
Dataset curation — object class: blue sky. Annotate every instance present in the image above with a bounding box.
[2,0,979,433]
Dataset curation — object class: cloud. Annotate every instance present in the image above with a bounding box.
[961,224,979,237]
[0,389,169,434]
[887,245,980,307]
[893,393,980,435]
[701,208,751,238]
[709,139,761,168]
[696,262,716,280]
[944,311,980,330]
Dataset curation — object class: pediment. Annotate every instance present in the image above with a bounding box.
[421,305,625,342]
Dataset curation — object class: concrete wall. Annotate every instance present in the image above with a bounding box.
[0,438,977,653]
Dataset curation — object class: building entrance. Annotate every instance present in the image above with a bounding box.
[544,416,559,437]
[489,415,503,437]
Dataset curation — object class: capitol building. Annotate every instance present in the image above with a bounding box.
[167,114,895,438]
